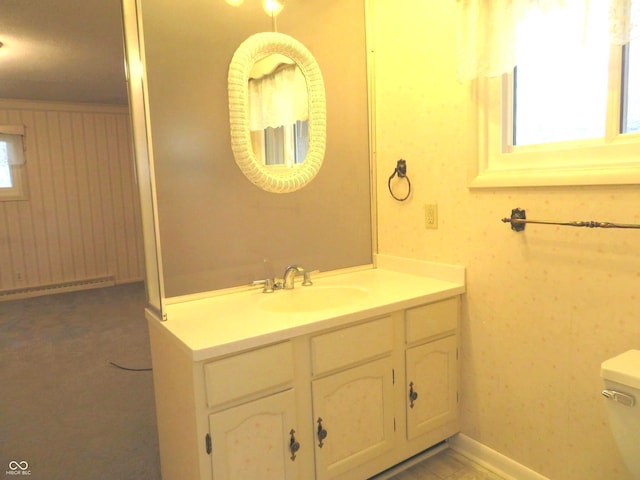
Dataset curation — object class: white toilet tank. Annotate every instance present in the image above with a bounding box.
[601,349,640,479]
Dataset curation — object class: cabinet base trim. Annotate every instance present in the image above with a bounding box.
[447,434,550,480]
[369,442,448,480]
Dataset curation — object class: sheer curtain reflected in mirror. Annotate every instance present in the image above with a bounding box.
[249,55,309,167]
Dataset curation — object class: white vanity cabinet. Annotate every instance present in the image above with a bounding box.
[203,341,310,480]
[208,389,301,480]
[149,293,461,480]
[404,298,459,442]
[310,316,396,479]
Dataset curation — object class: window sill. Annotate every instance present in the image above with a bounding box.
[469,163,640,188]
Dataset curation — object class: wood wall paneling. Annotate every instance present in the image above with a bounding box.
[0,100,144,295]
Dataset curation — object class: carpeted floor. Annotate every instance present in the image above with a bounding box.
[0,283,161,480]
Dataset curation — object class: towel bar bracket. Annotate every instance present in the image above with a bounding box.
[504,208,527,231]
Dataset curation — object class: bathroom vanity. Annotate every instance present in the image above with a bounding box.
[121,1,466,477]
[147,262,465,480]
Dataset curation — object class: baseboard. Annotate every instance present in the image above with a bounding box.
[0,276,116,301]
[448,434,550,480]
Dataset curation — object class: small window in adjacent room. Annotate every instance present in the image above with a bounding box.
[0,125,28,201]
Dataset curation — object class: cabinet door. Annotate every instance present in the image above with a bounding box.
[209,389,305,480]
[311,357,395,480]
[405,335,457,440]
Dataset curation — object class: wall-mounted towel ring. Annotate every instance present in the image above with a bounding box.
[388,159,411,201]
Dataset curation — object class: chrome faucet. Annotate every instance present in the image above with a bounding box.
[282,265,312,289]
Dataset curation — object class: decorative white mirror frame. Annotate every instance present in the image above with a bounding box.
[228,32,326,193]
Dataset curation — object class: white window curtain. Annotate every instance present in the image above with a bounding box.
[0,125,26,167]
[248,64,308,131]
[455,0,640,82]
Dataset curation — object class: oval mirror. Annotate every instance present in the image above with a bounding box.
[228,32,326,193]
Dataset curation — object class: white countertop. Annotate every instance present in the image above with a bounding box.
[151,258,466,361]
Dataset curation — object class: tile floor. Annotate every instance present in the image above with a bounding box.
[383,448,505,480]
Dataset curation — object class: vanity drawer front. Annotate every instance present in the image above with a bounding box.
[204,341,294,408]
[406,297,458,344]
[311,316,394,375]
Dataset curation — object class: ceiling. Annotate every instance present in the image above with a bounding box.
[0,0,128,105]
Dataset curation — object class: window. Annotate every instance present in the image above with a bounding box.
[255,120,309,167]
[0,125,28,201]
[622,39,640,133]
[471,1,640,188]
[0,143,13,188]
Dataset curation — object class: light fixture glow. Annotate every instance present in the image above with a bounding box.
[262,0,284,17]
[225,0,244,6]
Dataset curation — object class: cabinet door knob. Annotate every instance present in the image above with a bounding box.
[409,381,419,408]
[316,417,328,448]
[289,429,300,461]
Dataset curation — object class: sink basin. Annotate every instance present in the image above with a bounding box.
[259,285,370,313]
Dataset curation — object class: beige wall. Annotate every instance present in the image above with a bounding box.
[138,0,372,297]
[372,1,639,479]
[0,99,144,295]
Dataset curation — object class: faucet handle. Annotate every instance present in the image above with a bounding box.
[302,271,313,286]
[251,278,275,293]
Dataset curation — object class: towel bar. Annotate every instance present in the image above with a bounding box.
[502,208,640,232]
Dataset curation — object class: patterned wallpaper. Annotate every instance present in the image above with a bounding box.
[372,1,640,478]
